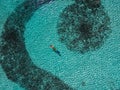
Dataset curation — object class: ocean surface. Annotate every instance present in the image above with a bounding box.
[0,0,120,90]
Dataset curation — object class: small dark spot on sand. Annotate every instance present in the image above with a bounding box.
[81,81,86,86]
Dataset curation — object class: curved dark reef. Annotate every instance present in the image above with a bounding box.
[0,0,74,90]
[57,0,111,53]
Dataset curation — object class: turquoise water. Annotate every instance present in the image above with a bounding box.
[0,0,120,90]
[24,0,120,90]
[0,1,25,90]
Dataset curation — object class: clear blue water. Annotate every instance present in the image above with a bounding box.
[0,1,25,90]
[0,0,120,90]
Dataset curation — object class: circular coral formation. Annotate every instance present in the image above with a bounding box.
[57,1,111,53]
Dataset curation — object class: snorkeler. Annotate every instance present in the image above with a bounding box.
[50,45,61,56]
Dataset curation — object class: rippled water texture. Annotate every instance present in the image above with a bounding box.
[0,0,120,90]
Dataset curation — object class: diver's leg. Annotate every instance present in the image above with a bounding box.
[55,51,61,56]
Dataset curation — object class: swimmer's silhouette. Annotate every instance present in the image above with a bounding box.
[50,45,61,56]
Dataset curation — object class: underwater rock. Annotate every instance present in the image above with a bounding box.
[57,0,111,53]
[75,0,101,8]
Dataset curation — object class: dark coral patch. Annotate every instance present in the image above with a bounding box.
[57,1,111,53]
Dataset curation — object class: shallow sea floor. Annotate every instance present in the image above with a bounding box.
[25,0,120,90]
[0,0,120,90]
[0,0,25,90]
